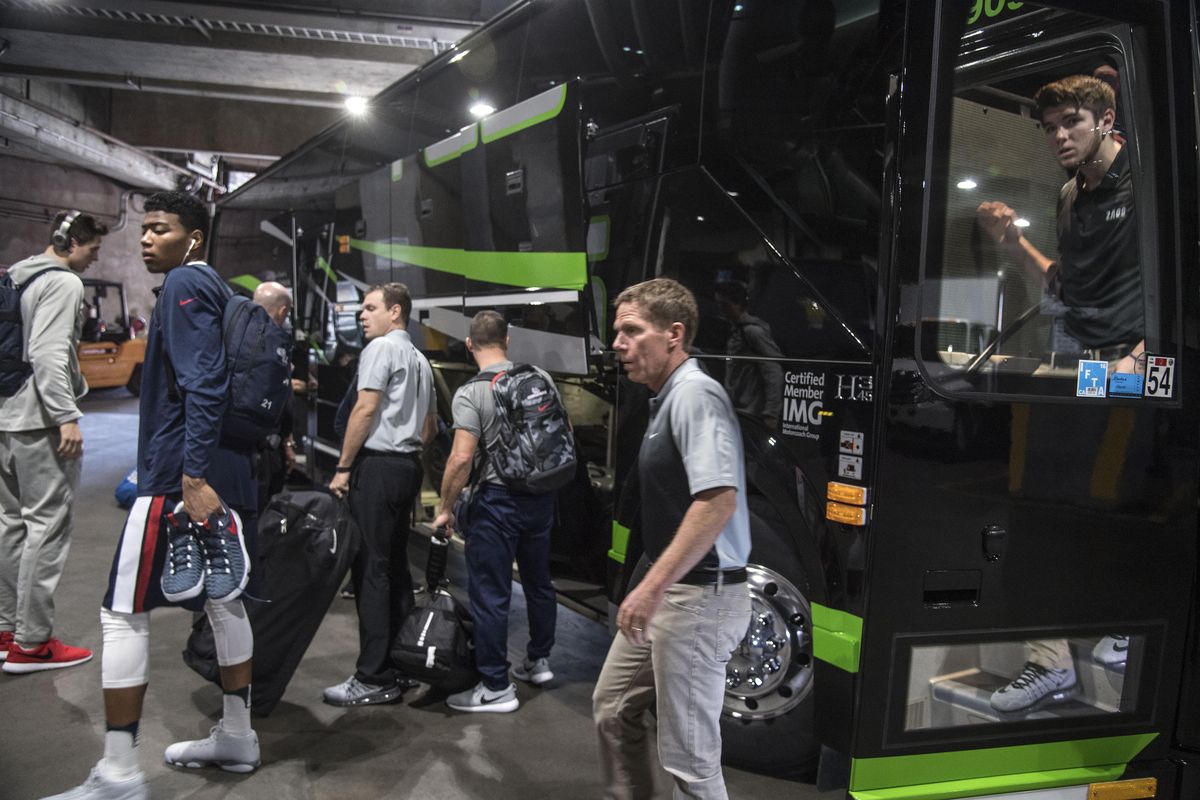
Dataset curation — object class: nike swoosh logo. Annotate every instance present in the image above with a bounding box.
[537,403,551,412]
[15,649,53,660]
[179,298,197,307]
[480,694,505,704]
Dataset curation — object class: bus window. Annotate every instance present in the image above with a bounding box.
[918,5,1169,400]
[904,633,1147,732]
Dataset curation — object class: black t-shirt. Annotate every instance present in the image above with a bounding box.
[1054,147,1143,348]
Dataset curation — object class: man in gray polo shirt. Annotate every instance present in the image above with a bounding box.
[593,278,752,799]
[325,282,436,707]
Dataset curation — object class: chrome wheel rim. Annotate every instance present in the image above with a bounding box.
[723,563,813,721]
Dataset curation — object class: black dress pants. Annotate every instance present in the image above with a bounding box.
[349,450,422,685]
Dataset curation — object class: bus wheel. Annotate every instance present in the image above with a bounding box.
[126,364,142,397]
[721,504,819,777]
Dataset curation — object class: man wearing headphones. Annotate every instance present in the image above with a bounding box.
[0,210,107,674]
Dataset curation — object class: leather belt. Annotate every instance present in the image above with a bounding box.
[677,567,747,586]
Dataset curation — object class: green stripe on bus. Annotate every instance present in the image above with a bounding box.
[849,765,1125,800]
[849,734,1157,794]
[316,256,337,283]
[811,603,863,673]
[608,521,630,565]
[481,83,568,144]
[349,239,587,290]
[228,274,261,292]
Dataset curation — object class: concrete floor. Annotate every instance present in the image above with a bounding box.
[2,392,836,800]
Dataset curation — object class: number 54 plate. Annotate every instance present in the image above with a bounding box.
[1144,355,1176,399]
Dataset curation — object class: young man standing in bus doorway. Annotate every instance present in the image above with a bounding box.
[1,211,106,673]
[593,278,753,799]
[977,75,1140,712]
[324,282,437,707]
[433,310,563,713]
[45,191,262,800]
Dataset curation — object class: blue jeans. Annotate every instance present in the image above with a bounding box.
[464,483,557,690]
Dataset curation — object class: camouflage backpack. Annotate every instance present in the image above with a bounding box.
[469,364,576,494]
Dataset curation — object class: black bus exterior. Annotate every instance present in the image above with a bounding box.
[214,1,1200,796]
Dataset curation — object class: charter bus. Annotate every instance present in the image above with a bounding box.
[213,0,1200,796]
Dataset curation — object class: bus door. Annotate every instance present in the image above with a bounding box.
[841,2,1198,798]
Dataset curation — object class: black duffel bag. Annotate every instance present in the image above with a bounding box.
[390,532,476,691]
[183,490,357,715]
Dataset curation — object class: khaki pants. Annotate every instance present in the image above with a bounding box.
[1027,638,1072,671]
[593,582,752,800]
[0,429,81,646]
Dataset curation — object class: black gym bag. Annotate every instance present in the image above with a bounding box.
[390,532,476,691]
[183,490,358,716]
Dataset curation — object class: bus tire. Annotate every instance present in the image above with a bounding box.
[126,363,142,397]
[720,498,820,778]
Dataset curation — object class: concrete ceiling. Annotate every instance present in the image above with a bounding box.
[0,0,499,106]
[0,0,502,187]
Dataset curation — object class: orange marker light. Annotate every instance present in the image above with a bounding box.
[827,482,869,506]
[826,501,868,526]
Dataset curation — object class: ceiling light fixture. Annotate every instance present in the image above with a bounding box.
[345,96,368,115]
[469,101,496,118]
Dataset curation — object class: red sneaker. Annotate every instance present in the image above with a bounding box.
[0,630,13,662]
[2,638,93,674]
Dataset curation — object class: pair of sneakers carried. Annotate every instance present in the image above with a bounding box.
[41,722,260,800]
[161,502,250,605]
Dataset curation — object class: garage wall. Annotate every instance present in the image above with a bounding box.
[0,155,160,318]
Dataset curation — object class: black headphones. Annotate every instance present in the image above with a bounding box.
[51,210,82,252]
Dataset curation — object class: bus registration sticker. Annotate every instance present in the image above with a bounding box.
[1076,360,1108,398]
[1143,355,1176,399]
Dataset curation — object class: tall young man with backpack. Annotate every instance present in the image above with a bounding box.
[45,192,265,800]
[433,310,576,713]
[0,210,106,674]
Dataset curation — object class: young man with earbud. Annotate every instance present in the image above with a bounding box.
[45,192,261,800]
[976,74,1143,376]
[975,75,1142,715]
[0,210,107,674]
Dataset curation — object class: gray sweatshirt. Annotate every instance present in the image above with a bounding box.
[0,253,87,431]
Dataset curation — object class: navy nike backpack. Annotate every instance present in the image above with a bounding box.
[218,293,293,449]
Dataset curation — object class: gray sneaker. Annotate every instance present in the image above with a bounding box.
[989,661,1078,713]
[39,764,147,800]
[323,676,404,707]
[447,681,519,713]
[164,722,261,773]
[511,657,553,686]
[161,503,204,603]
[1092,634,1129,668]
